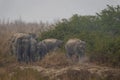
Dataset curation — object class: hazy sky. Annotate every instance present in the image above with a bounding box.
[0,0,120,22]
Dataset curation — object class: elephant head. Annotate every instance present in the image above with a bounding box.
[65,38,86,61]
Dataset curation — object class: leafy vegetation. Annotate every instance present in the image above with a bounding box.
[40,5,120,67]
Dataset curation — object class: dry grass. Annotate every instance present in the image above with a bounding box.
[0,21,50,80]
[39,51,74,68]
[0,31,15,67]
[55,69,97,80]
[0,67,49,80]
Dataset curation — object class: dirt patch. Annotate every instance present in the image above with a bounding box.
[19,62,120,80]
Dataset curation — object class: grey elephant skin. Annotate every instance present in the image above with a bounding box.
[29,37,37,62]
[37,41,47,60]
[42,39,63,53]
[10,33,30,56]
[10,33,37,63]
[65,39,86,61]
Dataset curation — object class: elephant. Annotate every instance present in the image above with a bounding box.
[16,37,23,62]
[20,35,37,63]
[37,41,47,60]
[22,37,31,63]
[10,33,37,63]
[42,38,63,53]
[65,39,86,61]
[10,33,31,56]
[29,37,37,62]
[10,33,31,62]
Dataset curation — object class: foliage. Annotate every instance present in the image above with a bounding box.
[40,5,120,67]
[97,5,120,35]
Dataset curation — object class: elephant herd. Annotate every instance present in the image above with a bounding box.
[10,33,86,63]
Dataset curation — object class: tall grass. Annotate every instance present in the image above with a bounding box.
[0,19,54,67]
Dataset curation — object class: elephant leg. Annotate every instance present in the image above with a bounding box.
[75,53,79,62]
[31,52,36,62]
[40,53,43,60]
[31,53,35,62]
[17,53,21,62]
[23,51,29,64]
[25,53,29,64]
[77,51,85,62]
[66,51,73,60]
[16,46,22,62]
[36,50,40,61]
[65,52,69,58]
[29,52,32,62]
[38,51,42,60]
[42,50,47,58]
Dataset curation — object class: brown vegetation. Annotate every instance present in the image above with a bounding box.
[39,51,73,68]
[0,20,53,65]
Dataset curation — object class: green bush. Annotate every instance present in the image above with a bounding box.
[40,5,120,67]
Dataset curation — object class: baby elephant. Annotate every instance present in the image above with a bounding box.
[65,39,86,61]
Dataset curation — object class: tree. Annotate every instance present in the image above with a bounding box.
[97,5,120,35]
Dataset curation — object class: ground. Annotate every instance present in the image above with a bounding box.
[0,51,120,80]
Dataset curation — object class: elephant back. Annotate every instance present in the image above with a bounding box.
[37,41,47,51]
[42,38,63,52]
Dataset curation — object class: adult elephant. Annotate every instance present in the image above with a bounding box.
[42,38,63,53]
[10,33,31,62]
[29,37,37,62]
[22,37,31,63]
[10,33,30,56]
[65,39,86,61]
[10,33,37,63]
[19,35,37,63]
[37,41,47,60]
[16,37,23,62]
